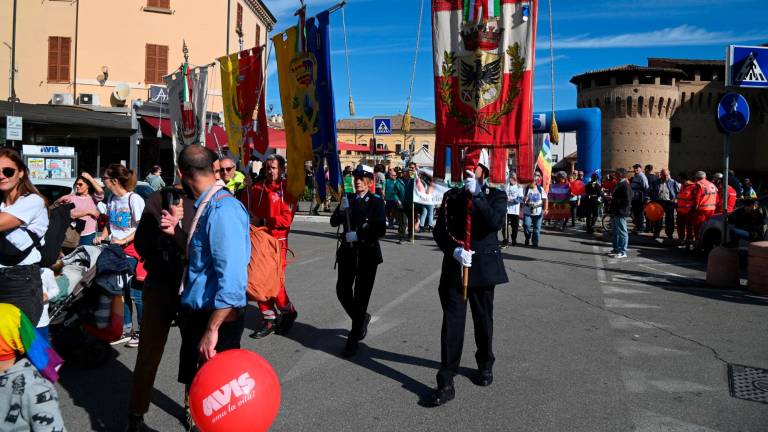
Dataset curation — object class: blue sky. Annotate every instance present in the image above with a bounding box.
[261,0,768,123]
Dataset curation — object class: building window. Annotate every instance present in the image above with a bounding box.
[395,144,402,153]
[147,0,170,9]
[671,127,682,143]
[145,44,169,84]
[236,3,244,34]
[255,23,261,46]
[639,75,655,85]
[47,36,71,83]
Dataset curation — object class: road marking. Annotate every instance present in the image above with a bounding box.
[281,270,442,382]
[638,263,685,278]
[602,286,650,295]
[632,409,721,432]
[293,256,323,266]
[603,298,661,309]
[615,340,691,357]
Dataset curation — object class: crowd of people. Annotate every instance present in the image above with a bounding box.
[500,162,766,259]
[1,140,766,431]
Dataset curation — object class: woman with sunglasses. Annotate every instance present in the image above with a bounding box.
[0,148,49,325]
[54,172,104,246]
[97,164,145,347]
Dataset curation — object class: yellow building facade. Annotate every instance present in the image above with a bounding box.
[0,0,275,110]
[336,116,436,169]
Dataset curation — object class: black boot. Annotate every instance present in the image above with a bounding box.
[276,310,298,334]
[428,384,455,407]
[473,369,493,387]
[356,313,371,341]
[249,320,275,339]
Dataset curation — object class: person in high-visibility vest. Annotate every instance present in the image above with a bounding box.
[714,176,738,213]
[691,171,718,243]
[675,172,696,248]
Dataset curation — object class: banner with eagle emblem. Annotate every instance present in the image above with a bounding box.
[432,0,538,183]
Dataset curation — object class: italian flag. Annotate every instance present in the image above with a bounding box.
[432,0,537,183]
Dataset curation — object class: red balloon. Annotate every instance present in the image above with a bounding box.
[644,202,664,222]
[189,349,280,432]
[570,180,586,196]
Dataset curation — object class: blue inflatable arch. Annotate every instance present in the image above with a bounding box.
[533,108,602,179]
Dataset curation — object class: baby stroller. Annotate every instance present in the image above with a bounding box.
[49,245,131,368]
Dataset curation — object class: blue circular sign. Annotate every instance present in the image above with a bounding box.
[717,92,750,134]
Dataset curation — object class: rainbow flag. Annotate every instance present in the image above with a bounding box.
[536,134,553,193]
[0,303,64,382]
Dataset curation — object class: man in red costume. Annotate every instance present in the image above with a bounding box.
[243,154,298,338]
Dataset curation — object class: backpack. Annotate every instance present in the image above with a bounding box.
[38,202,73,268]
[246,225,282,302]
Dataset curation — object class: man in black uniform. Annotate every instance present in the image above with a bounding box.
[429,149,509,406]
[330,164,386,357]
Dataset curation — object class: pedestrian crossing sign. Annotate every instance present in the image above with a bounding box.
[727,45,768,88]
[373,118,392,135]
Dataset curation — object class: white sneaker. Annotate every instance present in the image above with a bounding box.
[125,333,140,348]
[613,252,627,259]
[110,332,131,345]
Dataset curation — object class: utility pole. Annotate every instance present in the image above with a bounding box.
[73,0,80,103]
[226,0,231,56]
[8,0,19,102]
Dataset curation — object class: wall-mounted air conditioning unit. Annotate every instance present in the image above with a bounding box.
[51,93,74,105]
[79,93,100,106]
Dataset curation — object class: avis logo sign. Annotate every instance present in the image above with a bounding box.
[202,372,256,421]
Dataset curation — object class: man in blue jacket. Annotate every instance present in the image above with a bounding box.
[175,145,250,431]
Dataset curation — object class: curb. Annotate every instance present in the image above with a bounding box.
[294,215,331,223]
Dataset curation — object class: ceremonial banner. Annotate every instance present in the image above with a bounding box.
[547,182,570,220]
[413,175,452,206]
[535,133,552,193]
[432,0,538,183]
[164,64,209,149]
[273,26,316,202]
[306,11,342,200]
[219,47,269,166]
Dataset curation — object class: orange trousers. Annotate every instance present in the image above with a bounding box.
[258,238,293,320]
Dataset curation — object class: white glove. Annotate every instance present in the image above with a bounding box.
[464,170,481,195]
[452,246,474,267]
[340,196,350,211]
[345,231,358,243]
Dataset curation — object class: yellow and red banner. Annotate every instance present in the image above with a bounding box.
[219,47,269,166]
[272,26,316,202]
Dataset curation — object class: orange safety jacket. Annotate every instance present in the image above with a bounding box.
[693,179,718,211]
[676,182,695,215]
[717,185,737,213]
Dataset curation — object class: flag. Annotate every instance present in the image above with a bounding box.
[432,0,538,183]
[273,26,316,202]
[219,47,270,166]
[164,64,209,150]
[306,11,342,200]
[0,304,64,383]
[536,133,552,193]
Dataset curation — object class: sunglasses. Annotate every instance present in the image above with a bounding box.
[75,182,86,187]
[1,167,17,178]
[219,167,235,173]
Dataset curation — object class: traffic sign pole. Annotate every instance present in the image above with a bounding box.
[722,134,730,247]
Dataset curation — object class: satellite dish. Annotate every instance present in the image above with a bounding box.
[113,83,131,101]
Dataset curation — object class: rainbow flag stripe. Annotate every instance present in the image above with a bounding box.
[0,303,64,382]
[536,134,553,193]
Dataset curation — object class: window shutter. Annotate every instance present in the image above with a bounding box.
[147,1,170,9]
[145,44,156,83]
[59,37,71,82]
[237,3,243,31]
[48,37,59,82]
[147,0,158,7]
[255,23,261,46]
[157,45,168,82]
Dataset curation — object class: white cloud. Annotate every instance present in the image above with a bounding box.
[535,54,568,67]
[549,25,768,49]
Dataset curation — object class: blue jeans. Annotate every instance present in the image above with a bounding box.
[79,232,96,246]
[612,216,628,254]
[419,205,434,228]
[523,214,543,246]
[123,257,143,333]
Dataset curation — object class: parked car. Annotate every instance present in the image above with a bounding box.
[697,195,768,253]
[31,178,76,204]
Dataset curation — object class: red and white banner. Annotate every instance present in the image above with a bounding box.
[432,0,537,183]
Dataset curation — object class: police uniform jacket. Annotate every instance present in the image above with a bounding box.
[330,192,386,265]
[433,185,509,288]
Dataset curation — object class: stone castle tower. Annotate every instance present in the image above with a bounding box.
[570,58,768,177]
[570,66,683,172]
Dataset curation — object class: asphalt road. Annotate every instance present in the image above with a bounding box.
[56,220,768,431]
